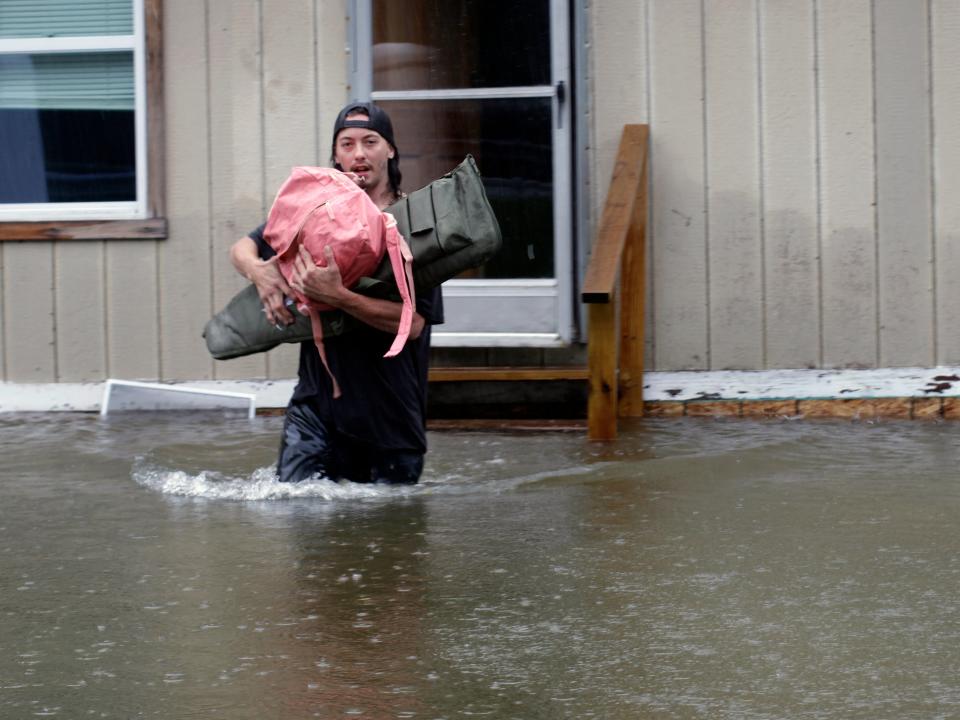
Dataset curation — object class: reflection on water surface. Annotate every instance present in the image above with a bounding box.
[1,413,959,718]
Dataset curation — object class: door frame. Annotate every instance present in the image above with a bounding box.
[347,0,580,347]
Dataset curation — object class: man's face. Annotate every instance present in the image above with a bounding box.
[334,114,394,194]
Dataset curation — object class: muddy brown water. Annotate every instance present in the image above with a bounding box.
[2,413,959,718]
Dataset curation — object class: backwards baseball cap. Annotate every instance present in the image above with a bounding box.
[331,101,397,152]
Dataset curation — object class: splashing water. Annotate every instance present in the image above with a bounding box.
[131,460,405,500]
[131,457,599,502]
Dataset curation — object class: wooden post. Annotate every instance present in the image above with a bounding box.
[618,126,649,417]
[582,125,649,439]
[587,301,618,440]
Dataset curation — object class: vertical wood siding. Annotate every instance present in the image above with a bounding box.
[874,0,933,367]
[0,245,4,380]
[817,0,877,368]
[208,0,268,382]
[593,0,956,370]
[704,0,763,370]
[162,0,214,382]
[759,0,819,369]
[648,0,709,370]
[107,241,160,380]
[56,242,106,381]
[5,243,56,381]
[260,0,321,380]
[932,0,960,364]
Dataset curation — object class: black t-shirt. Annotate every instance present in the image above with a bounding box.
[250,223,443,453]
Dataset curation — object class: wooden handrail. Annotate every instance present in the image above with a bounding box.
[582,125,649,301]
[582,124,650,440]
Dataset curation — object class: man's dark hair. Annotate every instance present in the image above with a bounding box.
[331,101,402,199]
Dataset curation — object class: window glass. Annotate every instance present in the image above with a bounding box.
[379,97,554,279]
[0,0,133,39]
[0,0,140,215]
[0,52,135,203]
[0,52,133,111]
[372,0,550,91]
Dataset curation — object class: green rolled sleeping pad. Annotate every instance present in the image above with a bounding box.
[202,155,501,360]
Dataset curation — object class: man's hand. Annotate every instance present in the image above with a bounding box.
[229,236,295,326]
[291,246,346,306]
[289,244,425,339]
[249,255,295,326]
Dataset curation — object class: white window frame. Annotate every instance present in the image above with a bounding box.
[0,0,148,222]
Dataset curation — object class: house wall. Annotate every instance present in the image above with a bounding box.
[591,0,960,371]
[1,0,348,385]
[3,0,960,387]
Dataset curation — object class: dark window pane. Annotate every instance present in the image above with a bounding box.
[373,0,550,91]
[0,108,136,203]
[380,97,553,279]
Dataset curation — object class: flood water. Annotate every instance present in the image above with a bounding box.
[2,412,960,719]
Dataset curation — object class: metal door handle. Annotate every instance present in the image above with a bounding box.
[555,81,567,128]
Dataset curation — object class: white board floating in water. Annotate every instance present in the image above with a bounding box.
[100,380,256,418]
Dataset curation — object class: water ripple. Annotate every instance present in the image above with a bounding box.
[131,460,407,501]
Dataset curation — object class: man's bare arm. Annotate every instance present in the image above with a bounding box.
[290,245,425,339]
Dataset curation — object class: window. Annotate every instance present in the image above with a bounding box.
[0,0,165,239]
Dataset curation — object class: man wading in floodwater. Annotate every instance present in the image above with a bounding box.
[229,101,443,485]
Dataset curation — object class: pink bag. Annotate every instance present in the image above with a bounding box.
[264,167,415,397]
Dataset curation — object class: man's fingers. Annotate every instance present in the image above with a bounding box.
[256,255,293,295]
[323,246,337,268]
[292,245,335,271]
[268,294,294,325]
[298,245,315,267]
[292,252,305,278]
[276,304,295,325]
[275,266,293,295]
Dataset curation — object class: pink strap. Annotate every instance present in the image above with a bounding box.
[382,216,416,358]
[288,203,345,397]
[307,306,342,399]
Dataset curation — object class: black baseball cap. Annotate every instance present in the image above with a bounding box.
[331,101,397,152]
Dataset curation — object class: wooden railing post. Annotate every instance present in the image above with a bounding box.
[581,125,649,440]
[618,128,649,418]
[587,300,619,440]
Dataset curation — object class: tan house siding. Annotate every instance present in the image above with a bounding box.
[5,242,57,381]
[933,0,960,363]
[591,0,959,372]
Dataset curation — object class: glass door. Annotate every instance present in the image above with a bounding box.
[353,0,572,346]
